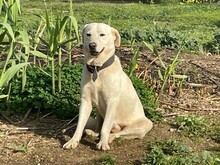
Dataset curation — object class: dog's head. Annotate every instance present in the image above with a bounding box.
[82,23,121,59]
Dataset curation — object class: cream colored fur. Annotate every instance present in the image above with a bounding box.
[63,23,153,151]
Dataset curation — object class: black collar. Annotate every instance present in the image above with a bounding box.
[86,55,115,82]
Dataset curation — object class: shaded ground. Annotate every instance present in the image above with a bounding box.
[0,47,220,164]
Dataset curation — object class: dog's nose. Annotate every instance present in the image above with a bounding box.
[89,42,96,49]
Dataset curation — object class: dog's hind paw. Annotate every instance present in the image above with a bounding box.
[96,141,110,151]
[63,139,79,149]
[85,129,99,137]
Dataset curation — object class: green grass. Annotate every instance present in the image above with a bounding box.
[15,1,220,46]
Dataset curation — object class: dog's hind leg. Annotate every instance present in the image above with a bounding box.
[108,117,153,143]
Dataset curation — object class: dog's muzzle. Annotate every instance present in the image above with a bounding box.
[89,42,105,56]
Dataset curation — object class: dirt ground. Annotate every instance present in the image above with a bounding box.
[0,47,220,165]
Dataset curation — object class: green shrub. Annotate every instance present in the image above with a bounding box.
[131,76,161,121]
[0,64,82,118]
[0,63,158,120]
[121,27,201,51]
[203,34,220,54]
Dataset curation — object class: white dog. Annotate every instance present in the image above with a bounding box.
[63,23,153,150]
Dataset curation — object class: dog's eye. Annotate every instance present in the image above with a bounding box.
[87,33,91,37]
[100,33,105,37]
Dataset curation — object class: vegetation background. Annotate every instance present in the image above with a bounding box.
[0,0,220,164]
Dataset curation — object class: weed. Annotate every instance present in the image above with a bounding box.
[13,144,28,153]
[94,155,115,165]
[208,120,220,143]
[128,31,140,78]
[203,34,220,54]
[143,140,220,165]
[174,115,207,137]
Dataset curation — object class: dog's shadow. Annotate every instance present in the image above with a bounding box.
[56,128,99,151]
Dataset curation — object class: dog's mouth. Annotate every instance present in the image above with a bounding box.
[90,47,105,56]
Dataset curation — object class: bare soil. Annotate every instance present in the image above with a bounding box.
[0,47,220,165]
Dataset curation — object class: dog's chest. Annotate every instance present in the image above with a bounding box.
[89,81,103,104]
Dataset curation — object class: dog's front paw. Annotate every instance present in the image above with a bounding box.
[97,141,110,151]
[63,139,79,149]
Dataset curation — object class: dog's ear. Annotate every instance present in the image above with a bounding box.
[82,24,88,43]
[111,28,121,47]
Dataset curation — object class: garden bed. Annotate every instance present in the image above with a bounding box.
[0,47,220,164]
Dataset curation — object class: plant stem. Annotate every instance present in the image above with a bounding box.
[6,82,12,101]
[58,48,62,93]
[68,42,72,65]
[51,58,55,95]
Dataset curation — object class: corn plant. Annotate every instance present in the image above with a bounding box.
[31,20,46,65]
[65,0,79,65]
[143,41,187,96]
[35,1,79,94]
[1,0,21,26]
[128,31,140,77]
[0,22,30,99]
[0,0,3,14]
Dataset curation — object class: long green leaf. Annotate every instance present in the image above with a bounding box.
[59,37,77,47]
[2,43,15,74]
[69,16,79,43]
[16,30,30,55]
[15,0,21,15]
[129,48,140,77]
[59,15,69,42]
[158,55,167,70]
[34,21,46,50]
[0,0,3,14]
[143,41,159,56]
[0,62,29,88]
[158,69,164,81]
[0,22,15,41]
[30,50,53,61]
[0,30,7,43]
[0,95,8,99]
[0,59,16,69]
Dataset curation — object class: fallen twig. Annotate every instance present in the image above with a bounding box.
[55,123,77,136]
[21,108,32,122]
[66,114,79,126]
[61,123,77,134]
[159,100,220,112]
[55,114,79,136]
[191,61,220,78]
[15,127,54,131]
[40,111,54,120]
[163,113,179,117]
[0,111,16,124]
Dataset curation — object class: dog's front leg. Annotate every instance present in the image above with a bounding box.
[63,98,92,149]
[97,99,118,151]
